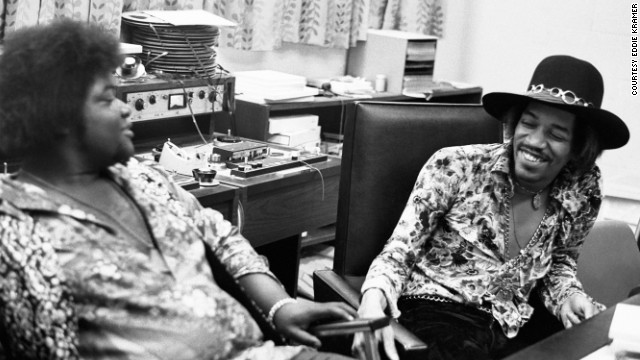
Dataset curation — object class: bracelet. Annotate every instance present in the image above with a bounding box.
[267,298,297,326]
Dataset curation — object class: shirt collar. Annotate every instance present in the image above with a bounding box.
[0,162,131,226]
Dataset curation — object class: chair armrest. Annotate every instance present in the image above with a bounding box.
[313,269,362,307]
[313,269,428,358]
[310,317,390,337]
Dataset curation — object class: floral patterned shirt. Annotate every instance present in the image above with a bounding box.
[361,143,603,338]
[0,158,303,360]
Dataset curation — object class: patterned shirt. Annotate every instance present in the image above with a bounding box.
[361,143,603,338]
[0,158,304,360]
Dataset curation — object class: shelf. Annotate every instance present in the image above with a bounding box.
[301,224,336,248]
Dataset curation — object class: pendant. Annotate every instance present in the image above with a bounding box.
[532,193,541,210]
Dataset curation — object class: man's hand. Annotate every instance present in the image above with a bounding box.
[559,293,602,328]
[352,289,399,360]
[273,298,356,348]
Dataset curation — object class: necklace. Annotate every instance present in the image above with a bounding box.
[514,181,544,210]
[502,191,550,262]
[502,194,513,260]
[510,204,523,253]
[503,194,523,260]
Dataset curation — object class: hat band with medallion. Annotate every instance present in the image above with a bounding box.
[527,84,594,108]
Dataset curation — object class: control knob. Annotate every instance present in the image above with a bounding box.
[134,98,145,111]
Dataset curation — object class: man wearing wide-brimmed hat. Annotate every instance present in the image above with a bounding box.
[352,55,630,360]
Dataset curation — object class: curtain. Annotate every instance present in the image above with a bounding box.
[0,0,124,39]
[0,0,444,50]
[207,0,444,50]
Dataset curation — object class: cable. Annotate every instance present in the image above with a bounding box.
[338,98,345,144]
[180,29,231,139]
[237,199,245,233]
[146,24,167,68]
[179,80,208,145]
[299,160,325,201]
[183,33,210,79]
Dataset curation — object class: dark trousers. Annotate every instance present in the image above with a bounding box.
[397,297,532,360]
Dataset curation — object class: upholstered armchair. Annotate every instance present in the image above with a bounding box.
[312,101,640,359]
[313,101,503,359]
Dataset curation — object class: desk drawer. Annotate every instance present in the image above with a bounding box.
[241,171,339,247]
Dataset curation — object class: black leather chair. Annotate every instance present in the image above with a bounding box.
[517,219,640,347]
[631,218,640,297]
[577,219,640,305]
[313,101,503,359]
[313,101,640,359]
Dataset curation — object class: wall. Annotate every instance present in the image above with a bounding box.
[217,0,640,224]
[435,0,640,224]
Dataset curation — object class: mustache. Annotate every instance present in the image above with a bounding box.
[517,144,550,161]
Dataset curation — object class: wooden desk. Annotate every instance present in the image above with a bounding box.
[188,183,239,223]
[505,294,640,360]
[136,129,340,296]
[212,156,341,297]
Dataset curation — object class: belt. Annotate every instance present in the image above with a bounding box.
[400,294,493,315]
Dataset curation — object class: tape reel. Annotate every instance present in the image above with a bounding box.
[116,55,146,79]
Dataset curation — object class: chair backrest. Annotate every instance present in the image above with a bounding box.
[333,101,503,282]
[577,219,640,307]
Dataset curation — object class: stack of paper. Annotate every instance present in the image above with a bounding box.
[268,114,319,134]
[329,76,374,98]
[267,114,321,150]
[235,70,319,104]
[609,303,640,355]
[120,42,143,55]
[406,40,437,62]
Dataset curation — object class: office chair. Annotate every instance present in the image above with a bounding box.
[577,219,640,305]
[313,101,640,358]
[313,101,503,359]
[631,217,640,297]
[517,219,640,345]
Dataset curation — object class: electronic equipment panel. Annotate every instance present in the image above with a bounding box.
[224,151,328,178]
[116,75,234,122]
[150,138,328,187]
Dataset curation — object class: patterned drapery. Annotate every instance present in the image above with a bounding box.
[0,0,124,40]
[0,0,443,50]
[208,0,444,50]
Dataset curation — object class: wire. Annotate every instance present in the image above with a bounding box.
[176,28,233,141]
[146,24,167,68]
[179,80,208,145]
[299,160,325,201]
[145,51,168,67]
[237,199,245,233]
[338,98,345,144]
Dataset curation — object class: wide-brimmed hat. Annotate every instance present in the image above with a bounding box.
[482,55,629,150]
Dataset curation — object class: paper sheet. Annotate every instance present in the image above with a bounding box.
[143,10,237,27]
